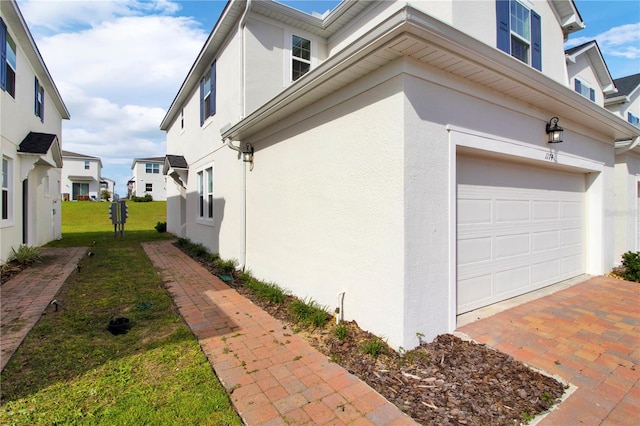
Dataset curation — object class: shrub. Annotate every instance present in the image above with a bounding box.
[246,279,285,304]
[620,251,640,282]
[287,298,329,329]
[176,237,190,248]
[361,337,386,358]
[131,194,153,202]
[214,258,237,274]
[334,323,349,340]
[8,245,43,266]
[100,189,111,201]
[188,243,209,259]
[154,222,167,233]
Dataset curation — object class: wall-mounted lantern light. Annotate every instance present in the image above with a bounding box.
[242,143,254,163]
[546,117,563,143]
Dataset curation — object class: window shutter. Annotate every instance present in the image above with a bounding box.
[575,79,581,93]
[629,112,633,123]
[40,86,45,122]
[34,77,39,116]
[589,88,595,102]
[496,0,510,54]
[210,61,216,116]
[0,18,6,91]
[199,77,205,126]
[531,10,542,71]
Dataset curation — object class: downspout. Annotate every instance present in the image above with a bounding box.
[239,0,251,119]
[226,138,247,270]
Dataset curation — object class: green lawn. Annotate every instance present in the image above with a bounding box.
[0,201,243,425]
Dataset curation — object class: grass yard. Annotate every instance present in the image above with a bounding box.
[0,201,242,425]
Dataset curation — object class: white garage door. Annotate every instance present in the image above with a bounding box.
[457,155,585,314]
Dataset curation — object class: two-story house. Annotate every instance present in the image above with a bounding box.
[161,0,640,349]
[60,150,102,201]
[130,157,166,201]
[0,0,70,262]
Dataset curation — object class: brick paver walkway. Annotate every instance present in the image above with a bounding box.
[1,247,86,372]
[458,276,640,425]
[142,240,417,426]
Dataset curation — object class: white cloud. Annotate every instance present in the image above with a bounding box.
[566,22,640,60]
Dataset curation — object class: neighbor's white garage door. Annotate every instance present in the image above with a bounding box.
[457,155,585,314]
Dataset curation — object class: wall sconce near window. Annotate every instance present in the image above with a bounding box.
[242,143,254,163]
[546,117,563,143]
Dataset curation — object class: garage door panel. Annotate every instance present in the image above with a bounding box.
[457,155,585,314]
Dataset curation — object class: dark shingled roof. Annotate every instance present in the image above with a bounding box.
[607,73,640,99]
[166,155,188,169]
[564,40,594,56]
[61,150,98,159]
[18,132,58,154]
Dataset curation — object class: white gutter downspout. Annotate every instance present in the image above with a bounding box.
[239,0,251,120]
[222,0,252,271]
[615,137,640,155]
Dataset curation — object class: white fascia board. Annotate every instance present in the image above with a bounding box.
[222,5,638,144]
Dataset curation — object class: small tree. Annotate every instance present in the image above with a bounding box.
[100,189,111,202]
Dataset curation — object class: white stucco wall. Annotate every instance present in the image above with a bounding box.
[244,73,407,348]
[614,151,640,260]
[1,6,65,261]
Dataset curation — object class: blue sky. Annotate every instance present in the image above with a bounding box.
[15,0,640,195]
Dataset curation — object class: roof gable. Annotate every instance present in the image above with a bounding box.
[565,40,616,94]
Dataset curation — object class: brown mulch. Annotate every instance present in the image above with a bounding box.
[181,245,567,425]
[0,260,25,285]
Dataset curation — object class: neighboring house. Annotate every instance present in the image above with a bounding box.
[130,157,166,201]
[605,74,640,260]
[100,177,115,200]
[0,0,70,262]
[60,150,102,201]
[565,41,617,106]
[161,0,640,349]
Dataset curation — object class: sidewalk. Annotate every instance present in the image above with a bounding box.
[142,240,417,426]
[1,247,86,372]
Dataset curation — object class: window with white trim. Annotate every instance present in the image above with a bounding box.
[629,112,640,127]
[2,157,12,221]
[1,18,16,98]
[145,163,160,174]
[496,0,541,70]
[199,62,216,126]
[84,160,90,170]
[34,77,45,122]
[197,166,214,222]
[145,183,153,192]
[574,78,596,102]
[292,35,311,81]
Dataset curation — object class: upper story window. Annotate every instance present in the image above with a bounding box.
[1,18,17,98]
[629,112,640,127]
[84,160,90,170]
[34,77,45,122]
[145,163,160,174]
[199,61,216,126]
[496,0,541,71]
[574,78,596,102]
[292,35,311,81]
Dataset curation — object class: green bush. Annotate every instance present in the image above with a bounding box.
[620,251,640,282]
[8,245,43,266]
[131,194,153,202]
[246,279,285,304]
[361,338,386,358]
[154,222,167,233]
[214,258,237,274]
[287,298,329,329]
[334,323,349,340]
[188,243,209,259]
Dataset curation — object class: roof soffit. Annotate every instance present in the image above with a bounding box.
[222,5,638,144]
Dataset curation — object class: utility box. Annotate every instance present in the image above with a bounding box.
[109,200,128,237]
